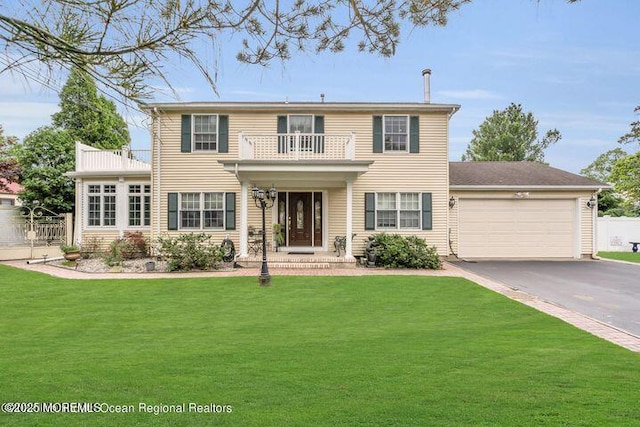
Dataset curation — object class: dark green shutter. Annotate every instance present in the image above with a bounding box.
[409,116,420,153]
[218,115,229,153]
[373,116,383,153]
[168,193,178,230]
[225,192,236,230]
[365,193,375,230]
[181,115,191,153]
[277,115,288,153]
[422,192,432,230]
[314,115,325,153]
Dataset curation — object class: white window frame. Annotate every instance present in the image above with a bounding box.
[128,184,151,228]
[375,192,421,230]
[178,192,225,230]
[287,114,314,152]
[192,114,219,152]
[383,115,409,153]
[86,184,117,228]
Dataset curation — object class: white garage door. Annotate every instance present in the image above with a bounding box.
[458,199,576,258]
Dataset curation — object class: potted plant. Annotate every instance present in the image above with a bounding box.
[272,223,285,252]
[61,244,81,261]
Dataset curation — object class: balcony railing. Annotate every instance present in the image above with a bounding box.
[239,132,355,160]
[76,146,151,172]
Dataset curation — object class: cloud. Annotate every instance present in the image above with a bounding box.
[437,89,503,101]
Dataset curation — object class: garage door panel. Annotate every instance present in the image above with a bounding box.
[459,199,575,258]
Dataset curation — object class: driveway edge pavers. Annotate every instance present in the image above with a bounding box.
[3,260,639,352]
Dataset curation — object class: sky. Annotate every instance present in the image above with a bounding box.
[1,0,639,174]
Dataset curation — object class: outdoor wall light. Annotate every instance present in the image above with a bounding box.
[586,196,596,209]
[449,196,456,209]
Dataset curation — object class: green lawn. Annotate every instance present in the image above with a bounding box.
[1,265,639,426]
[598,251,640,263]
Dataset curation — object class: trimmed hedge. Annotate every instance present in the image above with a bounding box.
[369,233,441,269]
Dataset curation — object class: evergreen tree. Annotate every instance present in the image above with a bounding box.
[14,127,75,213]
[52,67,130,149]
[462,103,561,163]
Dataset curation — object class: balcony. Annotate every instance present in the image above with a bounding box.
[75,143,151,173]
[239,132,356,161]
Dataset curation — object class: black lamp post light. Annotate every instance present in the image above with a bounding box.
[252,185,277,286]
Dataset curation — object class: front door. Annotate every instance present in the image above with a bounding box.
[288,192,313,246]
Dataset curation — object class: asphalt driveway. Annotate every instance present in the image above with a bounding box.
[454,260,640,337]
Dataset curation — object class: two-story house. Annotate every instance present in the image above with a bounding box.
[68,71,606,263]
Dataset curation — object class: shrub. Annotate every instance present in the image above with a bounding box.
[369,233,442,269]
[156,233,224,272]
[80,236,104,259]
[104,232,149,266]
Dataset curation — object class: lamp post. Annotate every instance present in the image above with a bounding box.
[252,185,277,286]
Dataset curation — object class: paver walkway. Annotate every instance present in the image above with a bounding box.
[2,259,639,352]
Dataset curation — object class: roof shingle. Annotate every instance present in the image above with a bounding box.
[449,161,607,188]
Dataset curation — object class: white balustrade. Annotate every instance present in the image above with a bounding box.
[239,132,355,161]
[78,148,151,172]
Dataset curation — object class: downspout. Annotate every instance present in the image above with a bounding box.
[591,190,600,260]
[153,108,161,246]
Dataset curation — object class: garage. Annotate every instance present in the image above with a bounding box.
[449,162,608,260]
[458,198,576,258]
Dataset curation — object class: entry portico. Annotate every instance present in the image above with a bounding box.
[220,160,372,259]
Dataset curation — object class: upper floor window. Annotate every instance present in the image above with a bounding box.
[193,114,218,151]
[87,184,116,227]
[384,115,408,152]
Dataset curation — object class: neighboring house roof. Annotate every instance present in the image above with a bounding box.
[141,101,461,115]
[0,179,22,195]
[449,161,609,190]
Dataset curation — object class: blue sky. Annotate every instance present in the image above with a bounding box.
[1,0,639,174]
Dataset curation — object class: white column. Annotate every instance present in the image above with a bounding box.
[345,179,354,260]
[239,181,249,257]
[117,177,127,238]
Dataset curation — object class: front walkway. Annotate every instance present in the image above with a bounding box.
[2,259,639,352]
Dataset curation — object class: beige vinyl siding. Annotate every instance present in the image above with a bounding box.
[154,110,452,255]
[154,113,240,244]
[449,190,595,258]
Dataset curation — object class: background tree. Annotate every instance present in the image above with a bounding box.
[52,67,130,149]
[14,127,75,213]
[580,148,629,216]
[51,67,131,149]
[0,125,20,192]
[0,0,472,104]
[619,106,640,145]
[609,152,640,215]
[461,103,561,162]
[580,148,627,183]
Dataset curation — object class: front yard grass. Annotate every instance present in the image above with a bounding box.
[1,265,639,426]
[598,251,640,263]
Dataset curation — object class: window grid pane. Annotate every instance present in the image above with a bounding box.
[193,115,217,151]
[104,185,116,193]
[181,211,201,228]
[129,195,141,226]
[144,196,151,226]
[204,211,224,228]
[376,193,396,210]
[203,193,223,210]
[88,195,101,226]
[376,211,397,228]
[181,193,200,210]
[399,211,420,229]
[384,116,408,151]
[103,195,116,226]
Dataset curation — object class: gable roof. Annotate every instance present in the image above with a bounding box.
[449,161,608,190]
[0,179,22,195]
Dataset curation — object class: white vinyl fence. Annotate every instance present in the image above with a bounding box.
[597,216,640,252]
